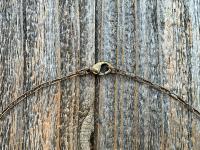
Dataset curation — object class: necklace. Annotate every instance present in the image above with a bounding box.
[1,62,199,120]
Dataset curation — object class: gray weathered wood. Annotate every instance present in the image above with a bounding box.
[60,0,95,149]
[1,0,200,149]
[0,0,24,149]
[0,0,95,149]
[95,0,200,149]
[22,0,60,149]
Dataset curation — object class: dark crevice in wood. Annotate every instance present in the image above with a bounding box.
[89,131,94,150]
[94,0,99,64]
[22,0,27,92]
[22,0,28,149]
[94,75,100,150]
[94,1,100,149]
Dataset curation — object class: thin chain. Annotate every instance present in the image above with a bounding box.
[0,68,90,120]
[111,68,200,119]
[1,65,200,120]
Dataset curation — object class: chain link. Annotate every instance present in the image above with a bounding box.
[112,68,200,119]
[0,68,90,120]
[1,62,200,120]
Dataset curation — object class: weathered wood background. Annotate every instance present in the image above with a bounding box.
[0,0,200,149]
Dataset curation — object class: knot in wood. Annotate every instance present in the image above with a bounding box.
[91,62,113,75]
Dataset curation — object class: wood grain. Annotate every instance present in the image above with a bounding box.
[59,0,95,149]
[1,0,200,149]
[0,0,24,149]
[95,0,200,149]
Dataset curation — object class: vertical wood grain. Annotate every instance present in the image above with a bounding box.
[1,0,200,149]
[96,0,200,149]
[59,1,80,149]
[95,0,118,149]
[59,0,95,149]
[22,0,60,149]
[0,0,24,149]
[188,0,200,148]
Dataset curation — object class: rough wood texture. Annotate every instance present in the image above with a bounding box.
[0,0,95,149]
[0,0,24,149]
[1,0,200,149]
[60,0,95,149]
[95,0,200,149]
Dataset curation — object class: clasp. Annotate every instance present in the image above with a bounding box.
[91,62,114,75]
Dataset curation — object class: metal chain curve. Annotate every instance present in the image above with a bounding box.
[0,68,90,120]
[111,68,200,119]
[0,62,200,120]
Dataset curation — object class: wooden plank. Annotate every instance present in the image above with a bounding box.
[160,0,193,149]
[59,0,95,149]
[0,0,24,149]
[138,0,163,149]
[96,0,200,149]
[114,0,137,149]
[78,0,95,149]
[1,0,200,149]
[22,0,60,149]
[188,0,200,148]
[95,0,118,149]
[135,1,151,149]
[59,1,80,149]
